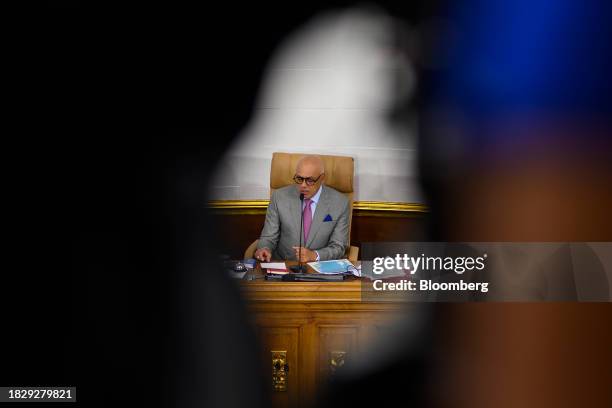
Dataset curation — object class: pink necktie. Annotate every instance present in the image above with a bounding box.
[303,199,313,243]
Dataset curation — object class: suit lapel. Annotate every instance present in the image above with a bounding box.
[306,186,329,248]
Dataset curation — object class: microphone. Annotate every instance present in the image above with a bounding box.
[290,193,306,273]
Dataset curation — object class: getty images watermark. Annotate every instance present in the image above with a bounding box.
[371,253,489,293]
[360,243,612,302]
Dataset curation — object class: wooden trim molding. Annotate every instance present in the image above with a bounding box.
[209,200,270,210]
[353,201,427,213]
[207,199,428,216]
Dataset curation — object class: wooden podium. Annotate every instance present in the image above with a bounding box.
[240,262,404,408]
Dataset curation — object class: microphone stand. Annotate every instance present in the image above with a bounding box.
[290,193,306,273]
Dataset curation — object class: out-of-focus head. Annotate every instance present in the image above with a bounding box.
[294,155,325,199]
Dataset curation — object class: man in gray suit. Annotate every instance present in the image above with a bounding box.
[254,155,350,262]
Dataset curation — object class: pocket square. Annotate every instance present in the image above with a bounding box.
[323,214,333,222]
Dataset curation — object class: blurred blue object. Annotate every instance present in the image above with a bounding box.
[435,0,612,117]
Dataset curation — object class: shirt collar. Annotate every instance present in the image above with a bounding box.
[309,184,323,205]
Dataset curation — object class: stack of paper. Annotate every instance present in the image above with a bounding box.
[261,262,289,274]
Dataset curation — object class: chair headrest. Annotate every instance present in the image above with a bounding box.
[270,152,354,193]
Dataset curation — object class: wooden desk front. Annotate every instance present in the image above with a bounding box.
[240,263,404,408]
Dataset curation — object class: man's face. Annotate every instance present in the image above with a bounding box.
[294,162,324,199]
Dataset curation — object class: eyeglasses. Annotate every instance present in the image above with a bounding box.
[293,174,323,186]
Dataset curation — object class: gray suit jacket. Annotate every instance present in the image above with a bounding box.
[257,185,350,261]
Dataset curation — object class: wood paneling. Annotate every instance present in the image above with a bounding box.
[317,326,358,383]
[258,327,300,408]
[211,213,265,259]
[351,213,429,245]
[242,274,405,408]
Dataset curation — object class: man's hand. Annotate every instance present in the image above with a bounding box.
[292,246,317,262]
[254,247,272,262]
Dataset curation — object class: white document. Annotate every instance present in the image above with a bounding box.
[261,262,288,270]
